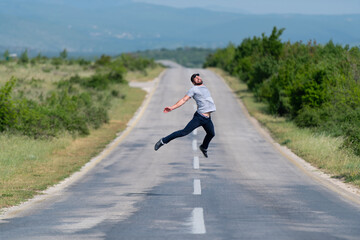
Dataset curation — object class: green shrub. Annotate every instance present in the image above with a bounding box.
[294,106,325,128]
[95,54,112,66]
[84,74,110,90]
[107,64,126,84]
[19,49,29,64]
[0,54,156,139]
[249,56,278,91]
[0,77,17,131]
[0,76,111,138]
[204,26,360,154]
[13,90,109,138]
[342,117,360,155]
[14,98,60,138]
[111,90,119,97]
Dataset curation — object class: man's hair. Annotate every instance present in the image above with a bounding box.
[190,73,200,83]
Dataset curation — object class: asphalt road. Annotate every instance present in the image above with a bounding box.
[1,62,360,239]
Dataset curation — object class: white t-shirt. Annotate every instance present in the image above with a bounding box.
[186,85,216,114]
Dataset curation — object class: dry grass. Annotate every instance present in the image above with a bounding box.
[0,62,95,83]
[0,62,96,101]
[210,67,360,187]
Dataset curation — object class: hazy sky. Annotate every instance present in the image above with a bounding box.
[134,0,360,15]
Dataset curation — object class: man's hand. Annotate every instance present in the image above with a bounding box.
[163,107,172,113]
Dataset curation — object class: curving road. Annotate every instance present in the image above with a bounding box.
[1,62,360,239]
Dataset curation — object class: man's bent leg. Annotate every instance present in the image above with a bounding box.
[162,113,201,144]
[200,118,215,149]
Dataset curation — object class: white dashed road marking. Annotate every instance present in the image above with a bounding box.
[193,179,201,195]
[190,127,206,234]
[193,156,199,169]
[190,208,206,234]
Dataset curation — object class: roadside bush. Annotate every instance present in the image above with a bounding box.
[0,77,110,138]
[204,26,360,155]
[107,63,126,84]
[84,74,110,90]
[14,90,109,138]
[95,54,112,66]
[0,77,17,131]
[0,53,157,139]
[249,56,278,92]
[294,106,327,128]
[204,43,236,73]
[342,118,360,156]
[14,98,61,137]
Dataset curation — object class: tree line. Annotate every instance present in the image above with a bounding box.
[1,48,93,66]
[204,27,360,155]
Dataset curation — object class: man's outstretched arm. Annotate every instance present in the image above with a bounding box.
[164,95,191,113]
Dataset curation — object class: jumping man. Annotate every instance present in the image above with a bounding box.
[154,73,216,158]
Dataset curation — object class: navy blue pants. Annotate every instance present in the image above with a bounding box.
[162,112,215,149]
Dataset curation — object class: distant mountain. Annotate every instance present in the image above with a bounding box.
[0,0,359,56]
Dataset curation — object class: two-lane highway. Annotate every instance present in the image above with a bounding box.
[1,63,360,239]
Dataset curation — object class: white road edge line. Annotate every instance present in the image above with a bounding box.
[193,156,199,169]
[193,128,197,135]
[193,179,201,195]
[191,208,206,234]
[192,139,197,151]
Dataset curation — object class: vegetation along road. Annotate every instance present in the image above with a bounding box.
[1,59,360,239]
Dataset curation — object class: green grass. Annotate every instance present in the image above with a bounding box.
[0,64,161,209]
[210,67,360,187]
[0,134,69,180]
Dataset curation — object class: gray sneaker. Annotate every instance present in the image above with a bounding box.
[154,139,164,151]
[199,145,208,158]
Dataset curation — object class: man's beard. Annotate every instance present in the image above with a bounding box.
[194,80,203,85]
